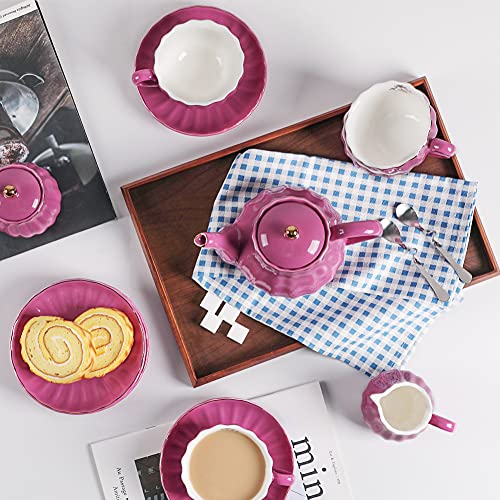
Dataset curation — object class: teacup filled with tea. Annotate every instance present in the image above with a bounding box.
[181,424,287,500]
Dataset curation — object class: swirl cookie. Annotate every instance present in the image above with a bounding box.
[74,307,134,379]
[20,317,95,384]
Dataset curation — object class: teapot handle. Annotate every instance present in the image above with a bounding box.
[331,220,383,245]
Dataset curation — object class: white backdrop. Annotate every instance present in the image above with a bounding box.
[1,1,499,499]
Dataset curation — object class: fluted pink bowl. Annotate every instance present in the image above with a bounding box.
[133,5,267,136]
[341,81,455,176]
[11,279,149,414]
[0,163,61,238]
[160,398,295,500]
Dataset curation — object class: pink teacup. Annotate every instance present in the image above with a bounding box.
[180,424,291,500]
[342,81,456,176]
[132,18,244,106]
[160,399,295,500]
[361,369,456,441]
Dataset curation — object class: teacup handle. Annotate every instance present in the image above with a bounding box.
[132,69,158,87]
[332,220,383,245]
[428,138,456,159]
[429,414,456,433]
[273,470,295,486]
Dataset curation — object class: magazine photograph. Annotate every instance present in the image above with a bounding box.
[0,0,115,261]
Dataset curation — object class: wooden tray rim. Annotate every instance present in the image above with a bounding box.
[122,76,499,386]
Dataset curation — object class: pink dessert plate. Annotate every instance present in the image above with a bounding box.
[11,279,149,414]
[133,5,267,136]
[160,398,295,499]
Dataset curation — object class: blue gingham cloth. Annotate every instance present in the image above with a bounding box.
[192,149,477,375]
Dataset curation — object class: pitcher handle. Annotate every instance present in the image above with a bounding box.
[331,220,383,245]
[273,470,295,486]
[132,68,158,87]
[428,138,455,159]
[429,414,456,433]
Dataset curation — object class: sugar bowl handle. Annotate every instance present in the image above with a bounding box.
[132,69,158,87]
[331,220,383,245]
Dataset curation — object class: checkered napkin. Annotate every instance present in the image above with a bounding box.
[192,149,477,375]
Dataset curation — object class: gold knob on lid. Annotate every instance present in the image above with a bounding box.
[3,184,17,198]
[285,225,299,239]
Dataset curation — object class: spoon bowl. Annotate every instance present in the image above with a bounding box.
[380,218,408,250]
[394,204,426,232]
[394,203,472,284]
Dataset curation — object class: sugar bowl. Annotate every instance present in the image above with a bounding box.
[0,162,61,238]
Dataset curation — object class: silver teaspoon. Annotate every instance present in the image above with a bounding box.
[380,218,450,303]
[395,204,472,284]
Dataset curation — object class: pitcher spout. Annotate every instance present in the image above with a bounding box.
[194,228,240,264]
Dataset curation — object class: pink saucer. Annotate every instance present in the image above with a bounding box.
[133,6,267,136]
[160,398,295,499]
[11,279,149,414]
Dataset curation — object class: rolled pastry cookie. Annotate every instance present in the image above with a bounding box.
[74,308,134,378]
[20,317,95,384]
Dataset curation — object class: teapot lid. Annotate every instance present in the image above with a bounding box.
[0,164,42,223]
[256,201,327,270]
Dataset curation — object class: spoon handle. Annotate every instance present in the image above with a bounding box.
[412,256,450,303]
[432,240,473,284]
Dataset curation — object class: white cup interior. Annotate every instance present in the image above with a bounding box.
[371,382,433,435]
[180,424,274,500]
[345,81,432,169]
[154,19,244,106]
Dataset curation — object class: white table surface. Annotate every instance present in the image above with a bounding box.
[1,1,499,498]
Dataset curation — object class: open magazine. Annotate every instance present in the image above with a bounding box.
[0,0,115,260]
[91,382,353,500]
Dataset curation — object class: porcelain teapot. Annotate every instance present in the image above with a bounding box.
[194,186,382,297]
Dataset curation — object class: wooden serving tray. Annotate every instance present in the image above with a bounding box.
[122,77,499,387]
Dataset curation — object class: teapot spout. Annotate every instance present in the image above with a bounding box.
[194,229,240,264]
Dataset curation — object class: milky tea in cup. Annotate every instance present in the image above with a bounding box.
[181,424,274,500]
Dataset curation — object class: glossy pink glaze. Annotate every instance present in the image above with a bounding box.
[11,279,149,414]
[342,104,455,176]
[361,370,456,441]
[132,68,157,86]
[133,6,267,136]
[195,186,382,298]
[0,163,61,238]
[333,220,383,245]
[428,137,456,159]
[256,200,327,269]
[429,413,456,433]
[0,166,42,221]
[160,398,295,500]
